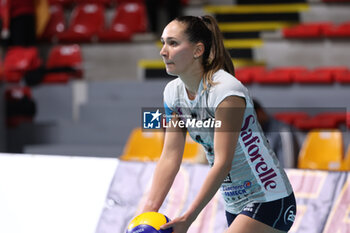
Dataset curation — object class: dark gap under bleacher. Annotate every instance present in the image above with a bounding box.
[223,31,261,39]
[228,48,253,59]
[215,13,300,23]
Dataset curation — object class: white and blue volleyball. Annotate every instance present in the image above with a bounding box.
[126,212,173,233]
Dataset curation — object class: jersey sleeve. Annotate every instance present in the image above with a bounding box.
[207,71,248,111]
[163,80,176,123]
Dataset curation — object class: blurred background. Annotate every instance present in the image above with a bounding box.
[0,0,349,160]
[0,0,350,232]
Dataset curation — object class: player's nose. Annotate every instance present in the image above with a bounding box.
[160,44,168,58]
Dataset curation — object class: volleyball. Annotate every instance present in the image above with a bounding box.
[126,212,173,233]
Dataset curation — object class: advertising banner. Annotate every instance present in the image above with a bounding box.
[96,161,350,233]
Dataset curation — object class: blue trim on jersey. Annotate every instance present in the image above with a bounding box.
[164,102,173,123]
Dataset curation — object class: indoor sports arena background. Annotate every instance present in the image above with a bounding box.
[0,0,350,233]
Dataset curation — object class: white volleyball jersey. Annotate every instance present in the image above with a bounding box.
[163,69,294,214]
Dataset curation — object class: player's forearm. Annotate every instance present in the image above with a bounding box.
[184,160,231,222]
[142,154,181,212]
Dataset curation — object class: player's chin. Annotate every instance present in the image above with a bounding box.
[165,68,178,77]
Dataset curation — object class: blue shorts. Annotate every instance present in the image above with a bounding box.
[225,193,296,232]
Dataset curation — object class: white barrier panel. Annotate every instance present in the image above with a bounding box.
[96,161,350,233]
[0,153,119,233]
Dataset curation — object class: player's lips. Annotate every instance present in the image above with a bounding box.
[164,60,174,65]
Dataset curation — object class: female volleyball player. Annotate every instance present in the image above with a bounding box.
[141,15,296,233]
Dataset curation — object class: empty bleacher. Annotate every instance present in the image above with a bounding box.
[235,66,350,84]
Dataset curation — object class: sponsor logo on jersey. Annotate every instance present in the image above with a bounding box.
[221,180,252,196]
[243,202,255,212]
[241,114,277,191]
[244,180,252,188]
[284,205,296,224]
[223,174,232,183]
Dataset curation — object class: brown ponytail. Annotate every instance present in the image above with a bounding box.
[174,15,235,90]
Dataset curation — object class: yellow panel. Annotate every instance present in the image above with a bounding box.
[120,128,164,162]
[155,39,263,49]
[138,59,265,69]
[224,39,263,48]
[121,128,208,164]
[218,22,296,32]
[35,0,50,37]
[298,129,344,171]
[204,4,309,14]
[341,146,350,171]
[139,59,165,69]
[233,59,265,68]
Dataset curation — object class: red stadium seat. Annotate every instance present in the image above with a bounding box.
[75,0,112,5]
[115,0,188,5]
[294,67,348,84]
[115,0,145,4]
[290,112,349,130]
[3,47,42,83]
[181,0,190,5]
[40,4,66,42]
[46,44,82,71]
[273,112,309,125]
[324,21,350,38]
[255,67,308,84]
[97,2,148,42]
[43,44,83,83]
[5,86,32,100]
[112,2,147,34]
[48,0,74,6]
[283,22,333,38]
[294,115,339,130]
[5,86,36,128]
[334,69,350,83]
[235,66,266,84]
[57,3,105,43]
[314,112,347,127]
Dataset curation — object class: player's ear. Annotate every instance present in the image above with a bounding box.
[193,42,204,59]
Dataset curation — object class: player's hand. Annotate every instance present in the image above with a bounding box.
[160,215,192,233]
[1,29,9,39]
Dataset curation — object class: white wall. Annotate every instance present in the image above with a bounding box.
[0,153,119,233]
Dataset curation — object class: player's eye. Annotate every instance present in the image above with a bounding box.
[169,40,178,46]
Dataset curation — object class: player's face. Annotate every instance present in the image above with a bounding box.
[160,21,198,76]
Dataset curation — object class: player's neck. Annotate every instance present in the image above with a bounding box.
[179,67,203,99]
